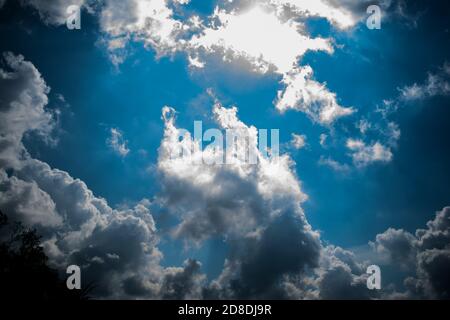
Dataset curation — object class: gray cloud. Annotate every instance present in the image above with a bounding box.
[18,0,86,25]
[311,245,377,300]
[0,168,62,227]
[318,265,371,299]
[0,52,53,168]
[373,207,450,299]
[161,259,206,299]
[399,63,450,101]
[371,228,416,268]
[204,215,321,299]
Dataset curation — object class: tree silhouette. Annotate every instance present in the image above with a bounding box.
[0,210,92,300]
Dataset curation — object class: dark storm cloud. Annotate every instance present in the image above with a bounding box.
[161,259,206,299]
[318,265,371,299]
[311,245,377,300]
[236,215,320,298]
[373,207,450,299]
[203,214,321,299]
[371,228,416,268]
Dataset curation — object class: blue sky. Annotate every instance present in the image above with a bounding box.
[1,0,450,299]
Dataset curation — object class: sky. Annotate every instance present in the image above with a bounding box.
[0,0,450,299]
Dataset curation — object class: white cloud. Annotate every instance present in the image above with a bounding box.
[15,0,399,131]
[290,133,307,150]
[100,0,187,57]
[107,127,130,157]
[189,5,333,74]
[399,63,450,101]
[275,66,354,124]
[0,52,54,168]
[188,55,205,69]
[386,121,401,146]
[400,83,425,100]
[318,156,350,173]
[98,1,354,125]
[158,101,308,242]
[346,138,392,166]
[269,0,357,30]
[319,133,328,147]
[356,119,371,135]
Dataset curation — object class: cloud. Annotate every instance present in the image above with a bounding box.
[269,0,357,30]
[158,101,308,241]
[275,66,354,124]
[173,0,190,4]
[107,127,130,157]
[346,138,392,167]
[0,52,54,168]
[290,133,306,150]
[185,4,354,124]
[246,0,395,31]
[399,63,450,101]
[160,259,206,299]
[302,246,373,299]
[319,133,327,147]
[187,55,205,69]
[100,0,187,58]
[356,119,371,135]
[204,214,322,299]
[317,264,371,299]
[0,168,62,227]
[318,156,350,173]
[15,0,407,131]
[97,1,355,125]
[1,153,166,298]
[370,228,416,269]
[189,5,333,75]
[19,0,86,25]
[286,245,377,300]
[372,207,450,299]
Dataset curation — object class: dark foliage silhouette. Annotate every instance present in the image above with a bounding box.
[0,210,93,300]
